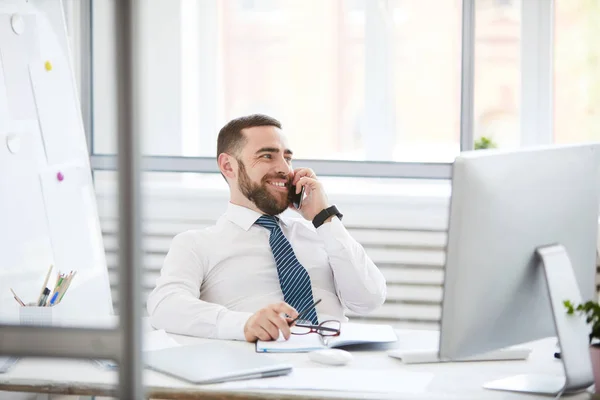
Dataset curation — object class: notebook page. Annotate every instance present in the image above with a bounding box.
[256,332,326,353]
[326,323,398,347]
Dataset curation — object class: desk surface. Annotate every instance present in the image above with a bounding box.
[0,330,595,400]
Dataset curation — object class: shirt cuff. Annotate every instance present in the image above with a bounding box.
[216,309,254,341]
[315,216,348,250]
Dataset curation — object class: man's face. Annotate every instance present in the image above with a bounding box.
[235,126,294,215]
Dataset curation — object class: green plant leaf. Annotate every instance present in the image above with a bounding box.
[564,300,575,314]
[564,299,600,343]
[474,136,498,150]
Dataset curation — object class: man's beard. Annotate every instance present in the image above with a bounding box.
[237,160,290,216]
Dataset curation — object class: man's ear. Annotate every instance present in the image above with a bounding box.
[218,153,237,180]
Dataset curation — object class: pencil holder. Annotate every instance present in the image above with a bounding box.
[19,305,54,327]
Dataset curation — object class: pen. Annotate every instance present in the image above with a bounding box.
[37,265,53,305]
[55,275,64,291]
[55,273,70,303]
[47,273,64,306]
[49,291,60,306]
[58,271,76,303]
[288,299,322,326]
[10,289,25,306]
[38,288,50,307]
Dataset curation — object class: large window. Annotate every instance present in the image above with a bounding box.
[90,0,534,167]
[554,0,600,144]
[474,0,521,150]
[89,0,598,175]
[93,0,460,163]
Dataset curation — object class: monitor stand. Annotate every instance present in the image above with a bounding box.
[483,244,594,396]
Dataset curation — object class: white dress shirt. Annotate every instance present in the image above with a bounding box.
[147,203,387,340]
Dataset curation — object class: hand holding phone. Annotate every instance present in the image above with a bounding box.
[290,185,305,209]
[290,168,331,220]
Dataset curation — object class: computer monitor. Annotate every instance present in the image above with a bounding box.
[439,143,600,396]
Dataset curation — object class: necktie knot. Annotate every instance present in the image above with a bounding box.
[255,215,279,231]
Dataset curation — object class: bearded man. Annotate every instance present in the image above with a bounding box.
[147,114,386,342]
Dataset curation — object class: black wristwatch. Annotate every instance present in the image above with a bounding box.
[312,205,343,229]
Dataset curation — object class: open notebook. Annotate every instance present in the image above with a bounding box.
[256,322,398,353]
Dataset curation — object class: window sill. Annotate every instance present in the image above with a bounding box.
[94,175,451,204]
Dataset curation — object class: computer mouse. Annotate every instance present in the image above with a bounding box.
[308,349,353,366]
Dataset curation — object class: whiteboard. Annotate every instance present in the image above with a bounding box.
[0,1,113,320]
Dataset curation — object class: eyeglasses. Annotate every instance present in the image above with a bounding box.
[291,320,341,337]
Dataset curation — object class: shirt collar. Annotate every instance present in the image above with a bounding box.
[225,203,288,231]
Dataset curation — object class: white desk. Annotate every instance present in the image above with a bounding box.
[0,330,595,400]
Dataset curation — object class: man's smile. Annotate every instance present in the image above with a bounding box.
[266,180,289,192]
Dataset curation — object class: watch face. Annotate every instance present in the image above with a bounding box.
[329,206,342,221]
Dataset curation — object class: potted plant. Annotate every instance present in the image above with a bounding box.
[474,136,498,150]
[564,300,600,390]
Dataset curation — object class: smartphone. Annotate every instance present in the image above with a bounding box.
[290,185,305,209]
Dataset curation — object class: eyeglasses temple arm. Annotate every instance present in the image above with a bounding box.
[293,324,339,333]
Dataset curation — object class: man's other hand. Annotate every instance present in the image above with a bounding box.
[243,302,299,342]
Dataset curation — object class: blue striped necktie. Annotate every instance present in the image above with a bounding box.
[255,215,319,325]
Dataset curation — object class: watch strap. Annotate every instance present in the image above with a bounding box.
[312,205,343,229]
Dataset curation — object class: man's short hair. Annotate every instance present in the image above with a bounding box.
[217,114,282,158]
